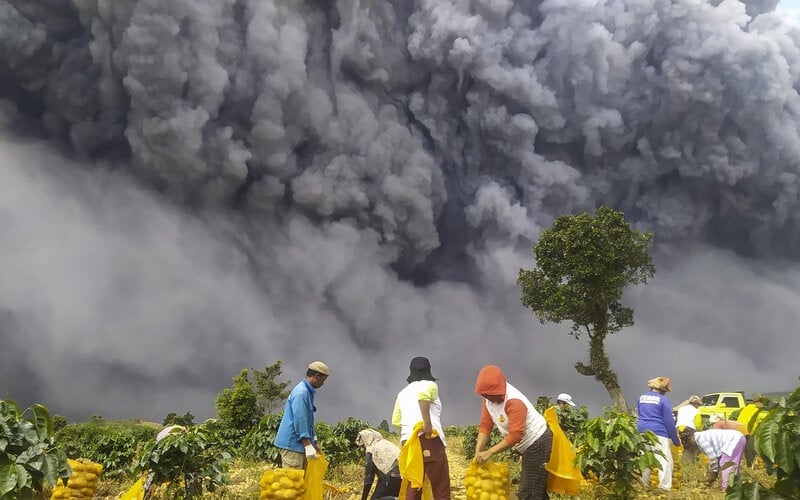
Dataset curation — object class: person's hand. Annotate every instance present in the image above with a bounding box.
[475,450,492,464]
[304,444,318,459]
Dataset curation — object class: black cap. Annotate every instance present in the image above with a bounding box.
[407,356,436,383]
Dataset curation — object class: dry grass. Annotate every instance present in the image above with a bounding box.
[91,437,775,499]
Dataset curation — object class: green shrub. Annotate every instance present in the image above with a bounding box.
[240,412,282,464]
[133,425,231,499]
[460,424,515,462]
[316,417,370,468]
[573,409,661,500]
[0,399,70,499]
[55,420,157,476]
[215,369,258,431]
[729,379,800,499]
[202,419,247,455]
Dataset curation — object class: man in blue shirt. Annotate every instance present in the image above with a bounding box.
[637,376,680,491]
[274,361,330,469]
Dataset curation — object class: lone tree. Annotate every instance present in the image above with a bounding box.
[518,206,655,412]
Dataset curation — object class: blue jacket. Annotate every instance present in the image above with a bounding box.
[274,379,317,452]
[637,390,680,446]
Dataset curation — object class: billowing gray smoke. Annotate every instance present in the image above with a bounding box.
[1,0,799,425]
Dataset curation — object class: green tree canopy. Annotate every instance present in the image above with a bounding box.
[215,369,258,431]
[518,206,654,412]
[251,360,291,415]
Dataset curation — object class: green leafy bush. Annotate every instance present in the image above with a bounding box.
[316,417,370,468]
[215,369,258,431]
[55,420,157,476]
[0,399,70,499]
[573,409,661,499]
[202,419,247,454]
[728,380,800,499]
[133,424,231,499]
[240,412,283,464]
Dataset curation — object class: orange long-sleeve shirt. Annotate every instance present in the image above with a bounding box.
[478,399,528,446]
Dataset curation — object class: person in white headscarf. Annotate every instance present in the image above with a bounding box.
[355,428,401,500]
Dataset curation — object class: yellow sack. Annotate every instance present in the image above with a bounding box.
[464,460,509,500]
[300,454,328,500]
[398,421,436,489]
[118,477,145,500]
[398,475,433,500]
[51,458,103,500]
[543,407,582,496]
[259,468,306,499]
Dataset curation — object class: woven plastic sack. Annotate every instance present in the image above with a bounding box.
[300,454,328,500]
[464,460,509,500]
[51,458,103,500]
[259,468,306,499]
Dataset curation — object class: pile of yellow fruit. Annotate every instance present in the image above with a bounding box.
[671,443,682,490]
[464,460,509,500]
[50,458,103,500]
[259,467,306,499]
[648,444,682,491]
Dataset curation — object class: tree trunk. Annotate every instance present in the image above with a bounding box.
[575,332,630,413]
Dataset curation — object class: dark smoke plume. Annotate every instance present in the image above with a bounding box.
[1,0,799,424]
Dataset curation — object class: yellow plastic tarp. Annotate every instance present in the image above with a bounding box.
[543,406,583,496]
[398,421,435,499]
[118,477,145,500]
[301,454,328,500]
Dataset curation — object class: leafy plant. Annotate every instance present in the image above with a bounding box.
[55,420,156,476]
[728,380,800,499]
[0,399,70,499]
[316,417,370,468]
[460,424,517,463]
[251,360,292,416]
[132,424,231,499]
[573,409,662,499]
[215,369,258,431]
[240,412,283,464]
[162,411,195,427]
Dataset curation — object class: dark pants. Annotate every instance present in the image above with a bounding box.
[405,436,450,500]
[518,428,553,500]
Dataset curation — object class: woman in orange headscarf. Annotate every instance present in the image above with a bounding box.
[474,365,552,499]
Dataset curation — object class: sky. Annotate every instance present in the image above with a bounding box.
[777,0,800,19]
[2,0,800,428]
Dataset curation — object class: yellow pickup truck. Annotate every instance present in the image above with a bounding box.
[692,392,769,431]
[694,392,747,430]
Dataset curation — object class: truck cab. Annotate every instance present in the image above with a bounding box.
[694,392,747,429]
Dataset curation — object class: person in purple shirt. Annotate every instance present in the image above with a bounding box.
[637,376,681,491]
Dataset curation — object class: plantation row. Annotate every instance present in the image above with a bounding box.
[3,374,799,499]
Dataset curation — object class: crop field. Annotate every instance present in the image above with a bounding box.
[81,432,773,500]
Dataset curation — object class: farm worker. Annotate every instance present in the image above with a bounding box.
[274,361,330,470]
[474,365,553,500]
[673,395,702,462]
[392,356,450,500]
[555,393,576,427]
[674,395,702,431]
[637,376,681,491]
[710,413,746,432]
[355,428,402,500]
[156,424,186,442]
[680,428,746,490]
[556,393,576,411]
